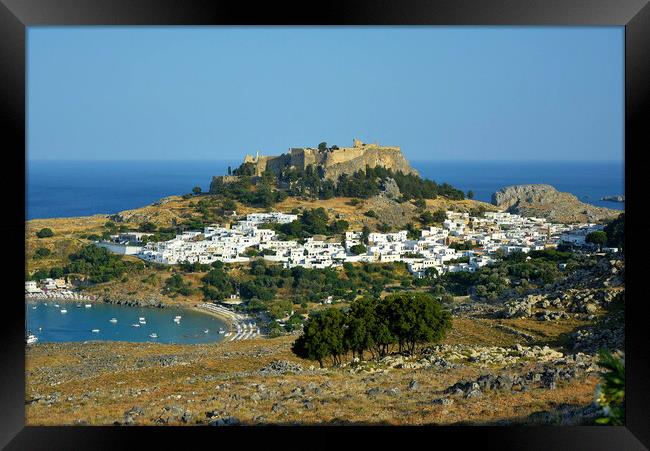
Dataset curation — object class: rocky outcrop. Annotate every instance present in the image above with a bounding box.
[322,145,417,181]
[491,184,620,223]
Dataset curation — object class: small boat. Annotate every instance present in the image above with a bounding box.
[85,304,92,308]
[76,304,81,308]
[140,320,147,325]
[174,315,182,320]
[131,323,140,328]
[149,333,158,338]
[43,302,48,306]
[218,329,225,334]
[32,306,37,310]
[139,317,145,321]
[54,304,60,308]
[38,327,42,331]
[60,309,67,314]
[26,334,38,345]
[205,329,210,334]
[109,318,118,323]
[91,329,100,333]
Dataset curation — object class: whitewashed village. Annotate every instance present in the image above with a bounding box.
[102,210,609,277]
[25,209,616,306]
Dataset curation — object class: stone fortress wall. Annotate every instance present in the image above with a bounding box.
[240,139,418,180]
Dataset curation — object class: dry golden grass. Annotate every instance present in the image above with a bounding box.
[498,317,590,346]
[26,333,598,426]
[443,318,522,347]
[26,215,110,270]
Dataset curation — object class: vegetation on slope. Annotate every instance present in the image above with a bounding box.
[212,161,466,209]
[293,292,452,367]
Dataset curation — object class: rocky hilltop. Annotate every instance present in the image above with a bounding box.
[240,139,418,181]
[491,184,620,224]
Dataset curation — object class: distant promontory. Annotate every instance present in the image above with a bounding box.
[601,195,625,203]
[492,184,621,223]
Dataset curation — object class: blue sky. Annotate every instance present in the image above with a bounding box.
[27,27,623,162]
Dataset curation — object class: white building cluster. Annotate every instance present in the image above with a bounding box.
[134,210,601,276]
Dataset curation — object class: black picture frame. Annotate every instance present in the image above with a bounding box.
[2,0,648,448]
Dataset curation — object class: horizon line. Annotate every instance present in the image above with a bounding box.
[26,158,625,163]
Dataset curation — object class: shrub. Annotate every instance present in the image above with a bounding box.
[350,244,367,255]
[595,350,625,425]
[139,222,157,233]
[164,274,194,296]
[65,244,127,283]
[33,247,51,259]
[36,228,54,238]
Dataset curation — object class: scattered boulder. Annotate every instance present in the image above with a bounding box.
[260,360,304,375]
[209,416,240,426]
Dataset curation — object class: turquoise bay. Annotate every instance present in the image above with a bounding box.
[26,301,228,344]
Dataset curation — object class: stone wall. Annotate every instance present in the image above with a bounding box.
[230,139,418,182]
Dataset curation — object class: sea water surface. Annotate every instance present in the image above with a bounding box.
[27,160,624,220]
[413,161,625,210]
[26,301,228,344]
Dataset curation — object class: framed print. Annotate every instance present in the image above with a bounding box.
[1,0,649,448]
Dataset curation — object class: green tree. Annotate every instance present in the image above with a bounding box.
[467,190,474,199]
[344,297,380,360]
[431,210,447,223]
[382,292,452,354]
[419,211,434,226]
[244,247,260,257]
[33,247,51,259]
[164,273,193,296]
[36,228,54,238]
[104,221,118,233]
[222,198,237,211]
[603,213,624,250]
[586,231,608,251]
[66,244,127,283]
[292,308,346,367]
[267,320,284,338]
[31,269,50,281]
[424,267,439,281]
[192,186,202,195]
[377,222,391,233]
[318,142,328,151]
[268,299,293,320]
[413,198,426,210]
[49,267,64,279]
[360,225,371,245]
[201,265,234,300]
[350,244,367,255]
[284,314,305,332]
[139,222,157,233]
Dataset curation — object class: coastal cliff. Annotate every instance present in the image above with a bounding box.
[492,184,620,223]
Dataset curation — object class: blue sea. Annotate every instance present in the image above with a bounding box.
[26,160,624,220]
[26,300,228,344]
